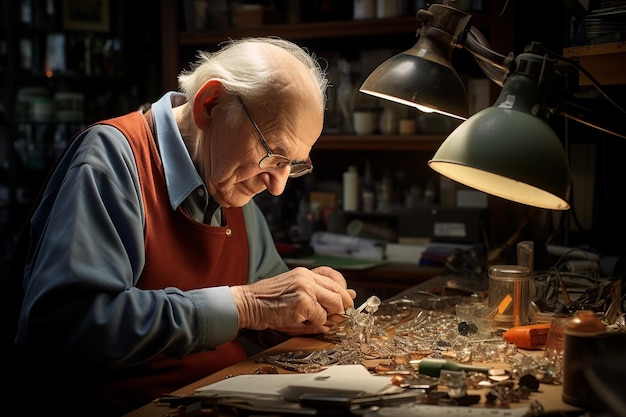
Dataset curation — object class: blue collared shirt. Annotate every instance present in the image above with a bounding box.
[17,92,287,367]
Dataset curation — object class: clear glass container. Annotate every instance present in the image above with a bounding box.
[488,265,532,328]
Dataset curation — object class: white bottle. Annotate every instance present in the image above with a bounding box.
[379,106,398,135]
[354,0,376,19]
[376,0,398,18]
[343,165,359,211]
[337,59,354,133]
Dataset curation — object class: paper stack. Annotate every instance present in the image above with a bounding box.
[385,242,427,264]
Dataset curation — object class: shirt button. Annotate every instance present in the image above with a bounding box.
[225,229,232,236]
[197,188,205,197]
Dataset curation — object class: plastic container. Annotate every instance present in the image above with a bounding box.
[54,92,84,122]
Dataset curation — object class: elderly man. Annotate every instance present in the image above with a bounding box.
[5,37,355,416]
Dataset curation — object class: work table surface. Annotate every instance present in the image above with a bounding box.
[124,326,579,417]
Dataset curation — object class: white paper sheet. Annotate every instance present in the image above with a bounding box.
[195,364,399,401]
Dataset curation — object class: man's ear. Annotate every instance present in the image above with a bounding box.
[193,80,222,130]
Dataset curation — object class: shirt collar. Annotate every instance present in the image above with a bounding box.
[151,92,207,211]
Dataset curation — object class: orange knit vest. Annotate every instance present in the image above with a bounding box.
[98,111,249,411]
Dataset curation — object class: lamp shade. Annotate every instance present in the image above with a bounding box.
[428,54,571,210]
[429,107,571,209]
[360,41,469,119]
[359,4,472,119]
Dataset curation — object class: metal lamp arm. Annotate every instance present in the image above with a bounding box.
[464,27,513,86]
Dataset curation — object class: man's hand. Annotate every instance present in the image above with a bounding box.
[231,266,356,335]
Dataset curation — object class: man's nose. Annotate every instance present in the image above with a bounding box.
[262,168,289,196]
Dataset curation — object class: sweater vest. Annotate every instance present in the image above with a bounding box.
[97,111,249,412]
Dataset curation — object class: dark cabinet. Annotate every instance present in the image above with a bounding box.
[0,0,160,266]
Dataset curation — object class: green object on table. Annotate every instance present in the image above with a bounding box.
[285,254,387,270]
[418,358,489,377]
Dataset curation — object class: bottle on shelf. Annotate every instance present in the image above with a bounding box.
[362,159,375,212]
[379,105,399,135]
[377,171,393,211]
[336,59,354,134]
[343,165,359,211]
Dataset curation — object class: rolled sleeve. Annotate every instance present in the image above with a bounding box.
[189,286,240,348]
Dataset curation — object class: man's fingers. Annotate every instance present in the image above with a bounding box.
[309,268,356,309]
[234,267,358,334]
[274,322,331,336]
[326,314,348,327]
[310,266,347,287]
[302,301,329,326]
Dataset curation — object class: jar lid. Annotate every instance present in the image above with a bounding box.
[488,265,532,278]
[564,310,606,334]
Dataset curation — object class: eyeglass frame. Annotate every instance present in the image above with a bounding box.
[236,95,313,178]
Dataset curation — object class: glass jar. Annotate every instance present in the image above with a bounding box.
[488,265,532,328]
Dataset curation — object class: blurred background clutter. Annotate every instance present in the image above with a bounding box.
[2,0,625,307]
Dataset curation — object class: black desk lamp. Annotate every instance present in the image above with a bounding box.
[360,3,626,211]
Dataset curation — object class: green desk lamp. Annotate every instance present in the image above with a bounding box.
[360,3,625,211]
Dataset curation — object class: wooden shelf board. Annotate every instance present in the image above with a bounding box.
[179,17,421,45]
[178,14,488,45]
[315,134,445,151]
[562,41,626,86]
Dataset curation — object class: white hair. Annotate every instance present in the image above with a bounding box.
[177,37,329,118]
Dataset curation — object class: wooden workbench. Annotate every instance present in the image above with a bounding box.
[124,274,581,416]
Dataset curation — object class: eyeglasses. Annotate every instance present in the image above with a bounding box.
[237,96,313,178]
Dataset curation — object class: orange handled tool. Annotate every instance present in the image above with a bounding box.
[503,323,551,349]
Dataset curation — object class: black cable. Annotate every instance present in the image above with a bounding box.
[531,43,626,115]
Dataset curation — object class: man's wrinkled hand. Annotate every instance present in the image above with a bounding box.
[231,266,356,334]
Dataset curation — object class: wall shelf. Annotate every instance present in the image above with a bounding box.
[179,13,489,45]
[158,0,515,250]
[563,41,626,86]
[160,7,489,90]
[180,16,421,44]
[315,134,445,151]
